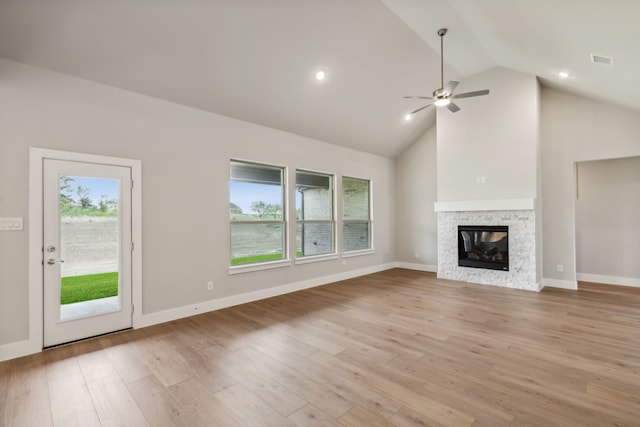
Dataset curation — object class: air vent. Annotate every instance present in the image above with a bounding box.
[591,54,613,66]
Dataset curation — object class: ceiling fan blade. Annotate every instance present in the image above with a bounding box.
[452,89,490,99]
[447,102,460,113]
[410,103,433,114]
[443,80,459,94]
[404,96,432,100]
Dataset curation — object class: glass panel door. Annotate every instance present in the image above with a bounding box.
[43,159,132,347]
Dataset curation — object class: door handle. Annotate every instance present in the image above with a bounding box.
[47,258,65,265]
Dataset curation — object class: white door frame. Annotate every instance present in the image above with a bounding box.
[29,148,143,351]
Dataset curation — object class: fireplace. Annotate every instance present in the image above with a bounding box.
[458,225,509,271]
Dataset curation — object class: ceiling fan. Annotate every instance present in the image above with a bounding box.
[405,28,489,114]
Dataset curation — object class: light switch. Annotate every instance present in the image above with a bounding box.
[0,217,23,231]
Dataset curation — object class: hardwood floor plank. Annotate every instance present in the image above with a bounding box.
[75,347,120,385]
[99,332,153,384]
[87,375,150,427]
[215,383,296,427]
[173,345,238,394]
[337,404,391,427]
[167,378,244,426]
[126,375,191,427]
[5,355,53,427]
[0,360,9,427]
[309,350,475,426]
[338,352,514,426]
[258,344,400,419]
[223,346,308,416]
[132,331,195,387]
[48,372,100,427]
[43,345,82,382]
[238,345,353,419]
[289,404,340,427]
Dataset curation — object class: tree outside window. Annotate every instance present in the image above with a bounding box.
[229,160,286,265]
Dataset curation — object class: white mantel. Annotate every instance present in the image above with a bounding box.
[434,198,535,212]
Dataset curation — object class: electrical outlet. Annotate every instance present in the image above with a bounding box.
[207,281,214,291]
[556,264,564,273]
[342,259,347,266]
[414,252,419,259]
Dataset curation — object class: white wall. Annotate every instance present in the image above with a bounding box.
[541,87,640,283]
[437,67,539,202]
[394,125,437,269]
[0,59,395,348]
[575,156,640,282]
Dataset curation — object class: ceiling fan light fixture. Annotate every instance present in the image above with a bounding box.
[314,69,326,81]
[404,113,413,122]
[403,28,489,114]
[558,71,570,79]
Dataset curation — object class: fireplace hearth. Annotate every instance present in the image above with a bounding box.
[458,225,509,271]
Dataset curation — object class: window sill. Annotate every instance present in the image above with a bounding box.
[295,253,340,265]
[228,259,292,275]
[342,248,375,258]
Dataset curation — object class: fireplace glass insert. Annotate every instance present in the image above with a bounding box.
[458,225,509,271]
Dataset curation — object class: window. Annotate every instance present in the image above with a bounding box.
[296,170,334,257]
[229,160,286,265]
[342,176,371,252]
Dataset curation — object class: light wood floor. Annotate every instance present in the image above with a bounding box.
[1,269,639,426]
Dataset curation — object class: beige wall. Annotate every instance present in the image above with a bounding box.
[394,125,437,268]
[541,87,640,283]
[575,156,640,280]
[0,59,395,347]
[436,67,539,202]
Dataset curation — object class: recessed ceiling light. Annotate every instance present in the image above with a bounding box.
[404,114,412,122]
[558,71,570,79]
[314,69,326,81]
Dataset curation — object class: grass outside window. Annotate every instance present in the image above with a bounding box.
[60,272,118,304]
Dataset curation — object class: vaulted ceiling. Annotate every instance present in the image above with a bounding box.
[1,0,638,157]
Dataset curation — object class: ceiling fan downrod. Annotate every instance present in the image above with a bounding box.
[438,28,447,91]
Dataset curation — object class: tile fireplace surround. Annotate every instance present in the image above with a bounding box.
[435,199,540,291]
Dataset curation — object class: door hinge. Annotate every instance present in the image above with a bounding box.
[131,242,135,251]
[131,180,134,190]
[131,304,134,315]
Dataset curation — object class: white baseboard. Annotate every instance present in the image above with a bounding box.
[0,263,396,362]
[394,262,437,273]
[542,278,578,290]
[0,339,41,363]
[138,263,396,328]
[576,273,640,288]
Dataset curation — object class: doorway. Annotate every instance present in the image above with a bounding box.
[575,156,640,288]
[29,148,142,349]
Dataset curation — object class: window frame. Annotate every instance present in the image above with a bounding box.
[228,159,290,274]
[294,169,337,262]
[341,175,374,254]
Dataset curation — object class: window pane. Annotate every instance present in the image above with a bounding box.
[231,223,284,265]
[230,160,286,266]
[342,177,369,220]
[230,161,283,221]
[296,171,332,221]
[296,223,333,256]
[343,222,370,251]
